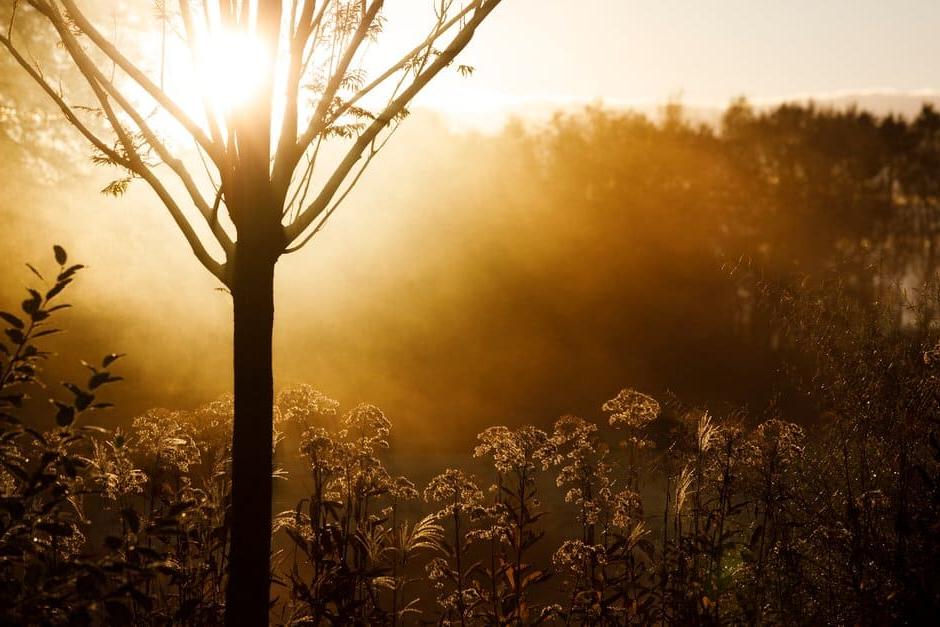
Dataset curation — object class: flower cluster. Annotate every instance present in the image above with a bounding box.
[188,395,234,450]
[747,418,805,467]
[473,425,557,475]
[90,432,147,501]
[423,468,484,518]
[276,385,340,428]
[131,408,200,473]
[603,388,661,428]
[608,488,643,528]
[340,403,391,454]
[465,502,513,545]
[425,556,455,592]
[552,539,607,573]
[553,415,620,527]
[388,475,419,502]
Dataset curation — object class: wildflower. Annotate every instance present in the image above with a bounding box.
[389,475,419,501]
[131,408,200,473]
[705,422,749,481]
[609,488,642,528]
[340,403,391,453]
[425,556,453,591]
[552,539,606,573]
[186,396,234,462]
[541,604,564,621]
[276,385,340,427]
[466,505,512,544]
[299,426,337,467]
[553,417,609,484]
[31,521,86,560]
[474,425,557,474]
[424,468,484,518]
[552,414,598,448]
[603,388,660,429]
[747,418,805,466]
[90,433,147,501]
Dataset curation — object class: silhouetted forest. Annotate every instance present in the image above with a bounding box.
[6,100,940,443]
[3,100,940,623]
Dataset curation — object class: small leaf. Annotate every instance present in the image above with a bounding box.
[4,328,25,345]
[102,353,126,368]
[25,263,44,281]
[57,265,84,282]
[62,382,94,410]
[53,245,67,265]
[46,280,71,301]
[89,371,123,390]
[101,177,132,197]
[0,312,24,330]
[53,401,76,428]
[21,290,42,315]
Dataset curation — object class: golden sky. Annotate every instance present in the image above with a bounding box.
[402,0,940,113]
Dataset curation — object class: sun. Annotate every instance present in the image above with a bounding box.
[131,25,277,147]
[197,29,272,116]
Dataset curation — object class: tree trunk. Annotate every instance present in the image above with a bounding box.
[225,243,277,627]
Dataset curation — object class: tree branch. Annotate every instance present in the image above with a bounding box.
[272,0,383,192]
[47,0,224,166]
[0,32,128,168]
[43,1,234,257]
[42,1,227,283]
[284,0,501,248]
[295,0,481,155]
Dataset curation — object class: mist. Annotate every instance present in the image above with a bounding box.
[1,101,794,457]
[5,1,940,621]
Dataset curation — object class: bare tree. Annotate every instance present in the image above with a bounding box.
[1,1,504,624]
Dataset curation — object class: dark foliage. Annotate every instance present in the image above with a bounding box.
[2,243,939,625]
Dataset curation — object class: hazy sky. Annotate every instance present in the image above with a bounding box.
[410,0,940,111]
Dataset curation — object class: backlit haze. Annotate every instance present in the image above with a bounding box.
[1,0,939,460]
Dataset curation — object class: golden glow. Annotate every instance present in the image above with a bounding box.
[196,29,272,116]
[127,26,278,149]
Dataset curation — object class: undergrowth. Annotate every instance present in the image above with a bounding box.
[2,247,938,625]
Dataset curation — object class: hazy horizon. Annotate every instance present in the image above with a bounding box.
[421,88,940,132]
[407,0,940,117]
